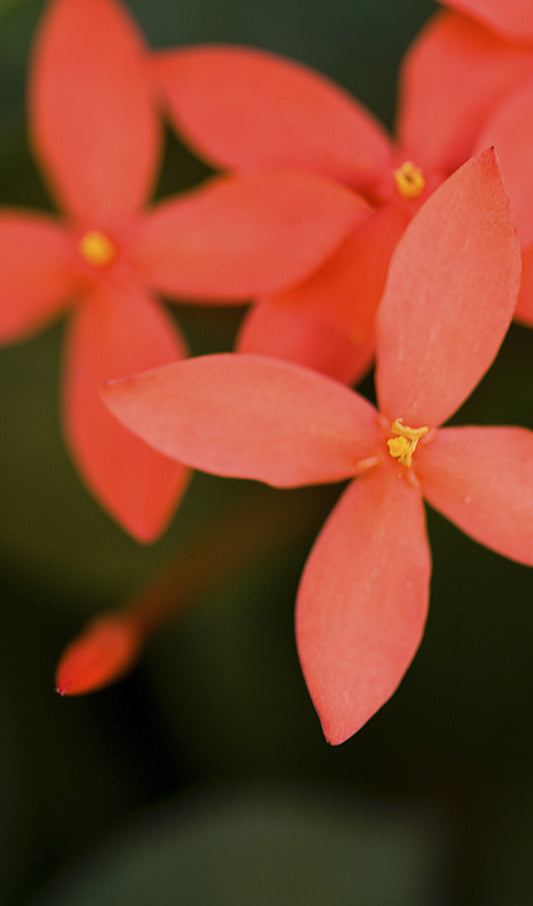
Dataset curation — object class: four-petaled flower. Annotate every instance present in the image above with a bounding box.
[102,151,533,743]
[0,0,369,540]
[150,28,532,386]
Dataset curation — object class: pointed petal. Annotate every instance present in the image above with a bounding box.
[398,10,533,175]
[56,614,140,696]
[101,354,382,487]
[130,171,369,299]
[376,149,521,428]
[153,45,393,192]
[515,246,533,327]
[417,427,533,566]
[64,278,189,542]
[296,464,431,745]
[0,211,77,340]
[236,300,374,387]
[475,78,533,245]
[443,0,533,42]
[30,0,159,226]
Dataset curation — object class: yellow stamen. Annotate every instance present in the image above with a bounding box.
[393,161,426,200]
[387,418,429,467]
[79,230,116,267]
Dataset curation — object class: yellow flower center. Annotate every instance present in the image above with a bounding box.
[79,230,116,268]
[393,161,426,200]
[387,419,429,467]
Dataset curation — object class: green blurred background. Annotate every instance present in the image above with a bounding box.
[1,0,532,903]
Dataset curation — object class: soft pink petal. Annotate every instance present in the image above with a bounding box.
[515,245,533,326]
[64,277,189,542]
[153,45,393,193]
[443,0,533,42]
[417,426,533,566]
[236,300,374,386]
[101,354,382,487]
[0,211,78,340]
[376,149,521,428]
[30,0,159,227]
[475,77,533,245]
[398,10,533,175]
[296,463,431,745]
[130,171,369,299]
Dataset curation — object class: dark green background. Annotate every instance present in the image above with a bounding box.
[1,1,532,903]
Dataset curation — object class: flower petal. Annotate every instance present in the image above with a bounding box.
[101,354,382,487]
[0,211,77,340]
[153,45,393,192]
[515,245,533,327]
[56,614,140,695]
[442,0,533,42]
[236,204,407,386]
[130,171,369,299]
[417,426,533,566]
[296,464,431,745]
[475,77,533,245]
[398,10,533,175]
[236,301,374,387]
[64,277,189,542]
[30,0,159,227]
[376,149,521,428]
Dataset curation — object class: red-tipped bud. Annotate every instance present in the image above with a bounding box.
[55,614,141,696]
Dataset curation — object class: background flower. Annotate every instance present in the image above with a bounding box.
[1,0,366,541]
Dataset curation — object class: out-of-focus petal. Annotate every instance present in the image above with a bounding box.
[515,246,533,326]
[101,354,382,488]
[30,0,159,227]
[398,10,533,174]
[64,277,189,542]
[417,426,533,566]
[237,203,408,386]
[296,463,431,745]
[153,45,393,193]
[56,614,140,695]
[236,300,374,386]
[475,77,533,245]
[0,211,77,340]
[376,150,521,428]
[130,171,368,299]
[442,0,533,43]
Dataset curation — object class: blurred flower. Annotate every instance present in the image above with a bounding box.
[406,1,533,327]
[102,151,532,743]
[442,0,533,41]
[469,77,533,327]
[150,32,528,386]
[0,0,367,541]
[402,0,533,175]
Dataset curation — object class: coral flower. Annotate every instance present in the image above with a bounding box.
[470,78,533,328]
[150,28,528,385]
[404,0,533,327]
[401,0,533,176]
[102,151,533,743]
[0,0,369,540]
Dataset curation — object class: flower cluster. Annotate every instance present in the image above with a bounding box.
[3,0,533,743]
